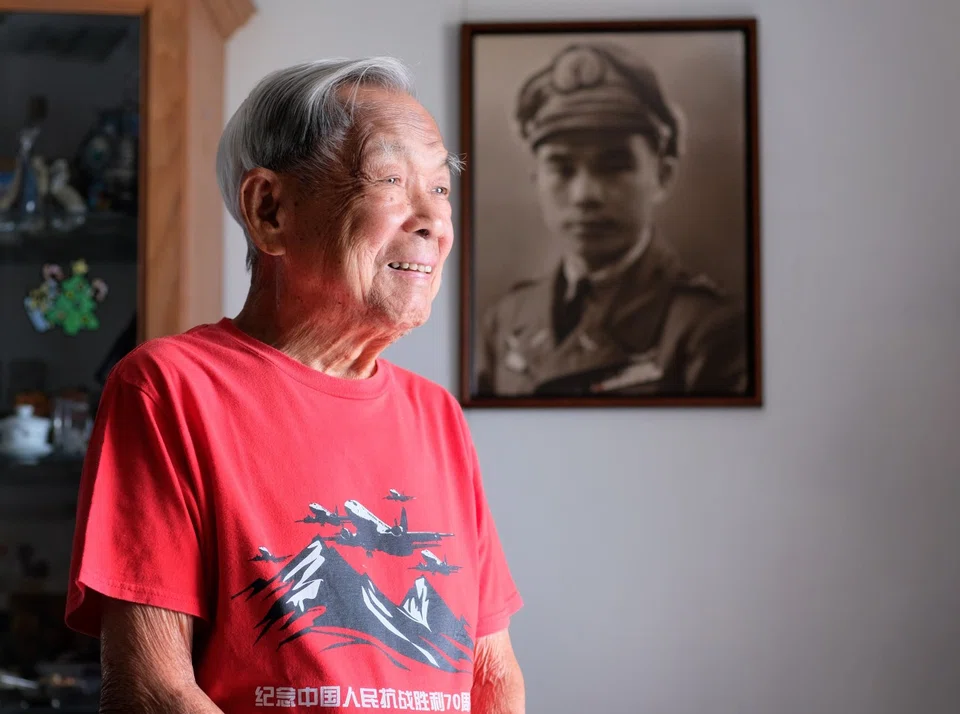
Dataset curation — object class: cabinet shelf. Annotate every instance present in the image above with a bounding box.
[0,213,137,265]
[0,455,83,520]
[0,454,84,484]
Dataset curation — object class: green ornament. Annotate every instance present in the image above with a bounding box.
[35,260,108,336]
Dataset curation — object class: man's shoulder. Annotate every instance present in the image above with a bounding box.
[501,269,555,301]
[110,320,237,393]
[663,273,746,339]
[481,268,557,328]
[383,361,459,405]
[669,272,738,308]
[383,362,470,428]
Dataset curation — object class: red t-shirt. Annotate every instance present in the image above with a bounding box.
[66,318,522,712]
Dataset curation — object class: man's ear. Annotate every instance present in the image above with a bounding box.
[651,156,678,204]
[658,157,678,192]
[238,168,289,258]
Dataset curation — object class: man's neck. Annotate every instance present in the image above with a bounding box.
[232,270,396,380]
[563,225,653,296]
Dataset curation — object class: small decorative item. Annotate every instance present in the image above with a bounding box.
[0,404,53,464]
[77,105,139,215]
[459,18,763,408]
[48,158,87,232]
[52,391,92,457]
[0,95,49,234]
[23,260,109,336]
[23,264,61,333]
[13,392,51,423]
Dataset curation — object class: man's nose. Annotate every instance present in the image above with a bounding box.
[569,168,603,206]
[403,190,447,239]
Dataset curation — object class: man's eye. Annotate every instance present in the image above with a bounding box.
[434,186,450,196]
[384,177,400,184]
[546,162,575,179]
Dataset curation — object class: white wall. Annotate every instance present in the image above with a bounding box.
[223,1,960,713]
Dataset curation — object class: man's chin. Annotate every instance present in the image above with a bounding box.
[382,306,431,336]
[575,245,635,270]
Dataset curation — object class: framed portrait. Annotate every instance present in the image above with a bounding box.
[458,18,763,408]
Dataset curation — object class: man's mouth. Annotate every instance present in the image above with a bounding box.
[566,219,619,234]
[388,262,433,274]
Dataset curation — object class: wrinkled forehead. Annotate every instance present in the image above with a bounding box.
[359,132,458,175]
[349,89,452,168]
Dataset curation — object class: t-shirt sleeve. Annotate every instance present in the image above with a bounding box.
[65,369,209,638]
[469,441,523,639]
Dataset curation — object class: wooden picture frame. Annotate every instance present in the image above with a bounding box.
[458,18,762,408]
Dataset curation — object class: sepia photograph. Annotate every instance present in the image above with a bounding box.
[458,18,763,408]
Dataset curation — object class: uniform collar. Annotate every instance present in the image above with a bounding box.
[498,231,681,392]
[561,226,653,300]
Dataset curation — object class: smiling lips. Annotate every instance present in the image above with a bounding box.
[388,261,433,274]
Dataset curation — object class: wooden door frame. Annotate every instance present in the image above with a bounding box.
[0,0,255,341]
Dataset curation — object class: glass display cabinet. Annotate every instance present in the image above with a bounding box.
[0,1,254,709]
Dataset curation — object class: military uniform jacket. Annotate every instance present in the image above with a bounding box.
[476,234,749,397]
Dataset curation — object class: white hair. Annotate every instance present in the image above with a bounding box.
[216,57,416,269]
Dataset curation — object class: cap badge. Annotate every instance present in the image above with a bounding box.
[553,47,606,93]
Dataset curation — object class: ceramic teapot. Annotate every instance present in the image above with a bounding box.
[0,404,53,463]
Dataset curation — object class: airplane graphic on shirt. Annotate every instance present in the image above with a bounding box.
[323,500,452,558]
[233,496,469,673]
[411,549,462,576]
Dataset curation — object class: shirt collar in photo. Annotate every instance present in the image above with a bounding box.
[561,226,653,300]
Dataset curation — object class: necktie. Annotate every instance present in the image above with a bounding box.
[553,274,590,343]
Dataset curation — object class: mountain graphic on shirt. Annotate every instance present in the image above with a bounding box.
[232,536,473,672]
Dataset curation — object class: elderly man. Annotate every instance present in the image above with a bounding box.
[65,58,524,713]
[476,43,748,398]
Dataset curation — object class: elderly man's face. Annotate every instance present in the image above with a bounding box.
[285,89,455,333]
[533,130,673,270]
